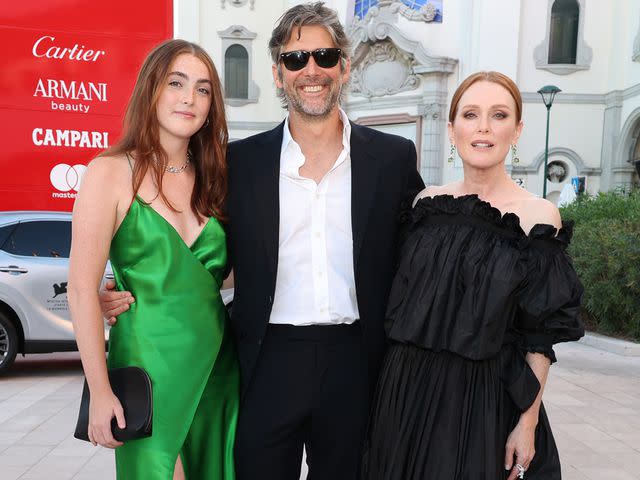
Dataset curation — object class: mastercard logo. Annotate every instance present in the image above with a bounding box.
[50,164,87,192]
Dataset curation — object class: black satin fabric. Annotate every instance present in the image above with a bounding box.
[363,195,584,480]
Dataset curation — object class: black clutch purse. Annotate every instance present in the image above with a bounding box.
[74,366,153,442]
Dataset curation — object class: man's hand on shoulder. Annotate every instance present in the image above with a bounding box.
[100,280,135,326]
[412,185,449,207]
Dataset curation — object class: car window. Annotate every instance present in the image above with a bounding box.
[0,224,17,249]
[2,221,71,258]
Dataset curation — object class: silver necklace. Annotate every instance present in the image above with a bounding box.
[161,152,191,174]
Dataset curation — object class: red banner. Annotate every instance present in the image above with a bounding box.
[0,0,173,211]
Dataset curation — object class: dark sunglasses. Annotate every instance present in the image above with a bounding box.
[279,48,342,71]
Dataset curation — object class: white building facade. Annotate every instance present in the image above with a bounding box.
[175,0,640,201]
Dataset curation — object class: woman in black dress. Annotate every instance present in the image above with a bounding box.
[362,71,584,480]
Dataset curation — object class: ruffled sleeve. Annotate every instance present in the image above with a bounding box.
[516,222,585,363]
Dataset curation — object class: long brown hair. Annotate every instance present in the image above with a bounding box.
[104,39,228,220]
[449,71,523,124]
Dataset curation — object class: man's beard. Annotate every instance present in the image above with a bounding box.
[282,75,342,121]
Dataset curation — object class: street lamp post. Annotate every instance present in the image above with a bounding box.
[537,85,561,199]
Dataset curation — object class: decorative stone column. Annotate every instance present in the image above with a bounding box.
[600,95,622,191]
[609,97,640,191]
[418,102,447,186]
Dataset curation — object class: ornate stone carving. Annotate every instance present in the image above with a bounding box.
[350,41,420,98]
[398,2,438,22]
[418,103,441,120]
[360,1,439,23]
[217,25,257,40]
[221,0,255,10]
[350,5,456,77]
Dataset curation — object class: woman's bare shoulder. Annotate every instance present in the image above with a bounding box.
[83,153,132,188]
[76,153,133,205]
[87,153,129,175]
[515,195,562,232]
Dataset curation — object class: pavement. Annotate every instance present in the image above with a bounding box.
[1,338,639,480]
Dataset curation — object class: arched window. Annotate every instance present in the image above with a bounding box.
[225,44,248,99]
[548,0,579,64]
[218,26,259,106]
[534,0,591,73]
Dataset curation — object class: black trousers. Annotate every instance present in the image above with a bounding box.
[235,322,370,480]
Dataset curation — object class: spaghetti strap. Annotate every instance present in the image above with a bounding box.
[125,152,134,171]
[124,152,137,211]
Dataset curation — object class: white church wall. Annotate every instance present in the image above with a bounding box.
[520,102,604,167]
[609,0,640,91]
[469,0,521,80]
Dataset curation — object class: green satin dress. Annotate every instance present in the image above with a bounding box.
[107,196,238,479]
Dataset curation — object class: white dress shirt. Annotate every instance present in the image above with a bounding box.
[269,109,360,326]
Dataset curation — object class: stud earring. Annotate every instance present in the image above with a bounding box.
[447,144,456,164]
[511,144,519,165]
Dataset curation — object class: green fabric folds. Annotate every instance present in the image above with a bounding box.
[107,197,238,479]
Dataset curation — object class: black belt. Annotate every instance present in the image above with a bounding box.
[267,321,361,341]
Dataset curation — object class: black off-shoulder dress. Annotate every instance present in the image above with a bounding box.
[362,195,584,480]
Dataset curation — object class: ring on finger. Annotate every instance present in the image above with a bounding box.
[515,463,525,479]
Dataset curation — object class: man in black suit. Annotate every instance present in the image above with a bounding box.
[228,5,423,478]
[102,3,423,479]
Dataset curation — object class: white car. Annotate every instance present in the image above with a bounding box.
[0,211,111,373]
[0,211,233,374]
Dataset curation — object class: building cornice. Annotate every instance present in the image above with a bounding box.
[345,93,424,111]
[521,83,640,107]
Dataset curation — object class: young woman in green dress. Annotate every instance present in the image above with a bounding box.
[69,39,238,479]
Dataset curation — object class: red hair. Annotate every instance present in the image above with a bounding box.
[449,71,522,124]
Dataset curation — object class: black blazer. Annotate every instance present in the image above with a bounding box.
[227,121,425,395]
